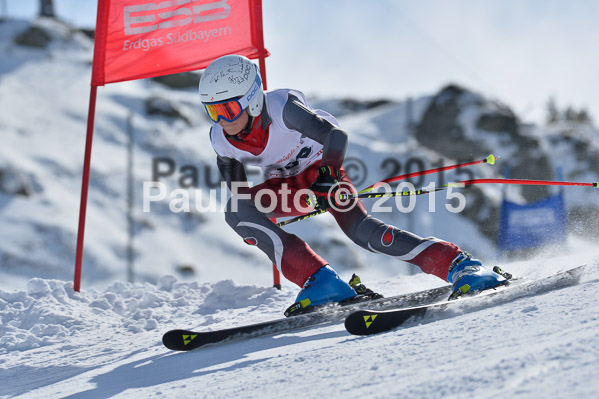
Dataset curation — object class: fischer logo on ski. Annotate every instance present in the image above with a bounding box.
[183,334,197,345]
[363,315,377,329]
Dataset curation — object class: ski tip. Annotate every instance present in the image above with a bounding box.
[344,310,380,336]
[162,329,199,351]
[485,154,497,165]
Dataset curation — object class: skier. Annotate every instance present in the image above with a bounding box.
[199,54,507,312]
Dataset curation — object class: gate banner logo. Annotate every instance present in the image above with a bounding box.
[92,0,268,85]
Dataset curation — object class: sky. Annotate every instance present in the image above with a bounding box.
[4,0,599,125]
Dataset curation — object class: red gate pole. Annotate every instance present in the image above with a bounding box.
[251,0,268,91]
[272,264,281,289]
[258,56,267,90]
[259,39,277,288]
[270,217,282,289]
[73,85,99,292]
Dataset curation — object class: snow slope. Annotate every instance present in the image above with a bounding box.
[1,241,599,399]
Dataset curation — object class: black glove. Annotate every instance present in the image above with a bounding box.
[307,165,339,210]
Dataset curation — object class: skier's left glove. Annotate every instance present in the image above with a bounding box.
[307,165,340,210]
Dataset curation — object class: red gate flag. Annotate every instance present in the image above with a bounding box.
[76,0,270,292]
[92,0,269,85]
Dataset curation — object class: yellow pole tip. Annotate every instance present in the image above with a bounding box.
[486,154,496,165]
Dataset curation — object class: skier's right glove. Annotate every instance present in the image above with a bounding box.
[307,165,339,210]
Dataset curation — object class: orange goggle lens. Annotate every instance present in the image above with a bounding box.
[204,100,243,123]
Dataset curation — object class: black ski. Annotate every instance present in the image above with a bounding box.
[162,282,455,351]
[345,264,586,336]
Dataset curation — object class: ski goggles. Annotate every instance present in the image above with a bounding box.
[203,73,262,123]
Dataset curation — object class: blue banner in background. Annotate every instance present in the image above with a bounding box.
[498,193,567,251]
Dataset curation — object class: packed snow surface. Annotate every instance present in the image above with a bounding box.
[1,241,599,399]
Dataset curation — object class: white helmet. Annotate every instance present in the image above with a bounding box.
[199,54,264,118]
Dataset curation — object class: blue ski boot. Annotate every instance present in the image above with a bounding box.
[447,252,508,299]
[284,265,357,316]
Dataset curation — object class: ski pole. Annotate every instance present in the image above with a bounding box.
[359,154,497,194]
[276,185,447,227]
[276,208,327,227]
[277,156,497,228]
[278,155,497,228]
[344,185,453,200]
[348,178,598,200]
[276,178,598,227]
[451,178,599,188]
